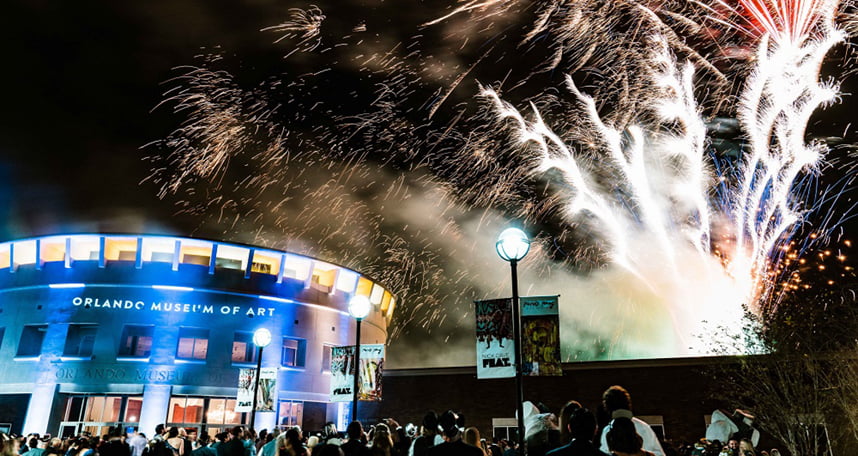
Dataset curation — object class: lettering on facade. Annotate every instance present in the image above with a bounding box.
[54,367,226,385]
[71,297,275,317]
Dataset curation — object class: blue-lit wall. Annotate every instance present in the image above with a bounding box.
[0,234,391,436]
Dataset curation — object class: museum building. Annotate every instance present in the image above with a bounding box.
[0,234,394,437]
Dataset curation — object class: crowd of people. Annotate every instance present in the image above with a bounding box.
[0,386,782,456]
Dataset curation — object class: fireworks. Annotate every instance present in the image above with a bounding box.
[150,0,855,364]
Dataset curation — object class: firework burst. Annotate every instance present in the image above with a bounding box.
[150,0,855,363]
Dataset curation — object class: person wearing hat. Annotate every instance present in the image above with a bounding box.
[427,411,483,456]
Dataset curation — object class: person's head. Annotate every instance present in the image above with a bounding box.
[284,428,302,452]
[438,411,461,440]
[167,428,179,439]
[371,424,392,449]
[346,421,364,441]
[739,439,754,453]
[567,407,598,442]
[197,433,210,447]
[155,425,166,436]
[421,412,438,436]
[28,437,39,449]
[323,423,337,439]
[602,386,633,413]
[0,433,19,456]
[606,417,643,454]
[728,439,740,450]
[462,427,481,448]
[558,401,582,443]
[230,427,243,440]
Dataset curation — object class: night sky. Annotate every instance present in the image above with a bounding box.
[1,0,856,368]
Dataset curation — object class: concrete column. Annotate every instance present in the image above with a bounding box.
[139,384,171,436]
[254,411,277,433]
[22,383,58,434]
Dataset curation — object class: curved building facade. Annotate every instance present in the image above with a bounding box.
[0,234,394,437]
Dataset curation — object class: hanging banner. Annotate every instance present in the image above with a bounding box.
[235,368,255,412]
[256,367,277,411]
[330,345,356,402]
[329,344,385,402]
[358,344,384,401]
[521,295,562,376]
[235,367,279,412]
[475,298,515,379]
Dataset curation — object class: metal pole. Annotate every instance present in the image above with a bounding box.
[510,260,526,455]
[351,318,362,423]
[250,345,263,430]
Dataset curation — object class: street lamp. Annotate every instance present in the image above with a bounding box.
[496,227,530,454]
[348,295,371,423]
[250,327,272,431]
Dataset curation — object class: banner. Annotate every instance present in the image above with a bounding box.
[235,368,278,412]
[330,346,356,402]
[521,295,562,376]
[235,368,255,412]
[358,344,384,401]
[330,344,385,402]
[256,367,277,411]
[475,298,515,379]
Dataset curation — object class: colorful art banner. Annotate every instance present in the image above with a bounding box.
[256,367,277,411]
[235,367,277,412]
[358,344,384,401]
[475,298,515,379]
[330,344,385,402]
[521,295,562,376]
[330,346,356,402]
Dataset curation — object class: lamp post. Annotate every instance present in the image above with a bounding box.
[250,327,272,431]
[348,295,371,423]
[496,227,530,454]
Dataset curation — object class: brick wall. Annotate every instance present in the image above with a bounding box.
[374,358,727,447]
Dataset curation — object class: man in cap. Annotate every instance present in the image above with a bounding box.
[427,410,483,456]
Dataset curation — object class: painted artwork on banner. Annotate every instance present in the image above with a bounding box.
[358,344,384,401]
[475,298,515,379]
[521,295,562,376]
[235,368,278,412]
[256,367,277,411]
[330,346,356,402]
[235,368,255,412]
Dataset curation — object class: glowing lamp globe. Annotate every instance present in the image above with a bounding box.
[252,327,272,348]
[496,228,530,262]
[349,295,372,320]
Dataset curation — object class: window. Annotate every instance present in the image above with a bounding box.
[118,325,153,358]
[168,397,205,424]
[281,337,306,368]
[206,398,241,426]
[64,324,97,357]
[84,396,122,422]
[231,332,257,363]
[125,397,143,422]
[278,400,304,427]
[321,344,334,373]
[17,324,47,357]
[177,328,209,361]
